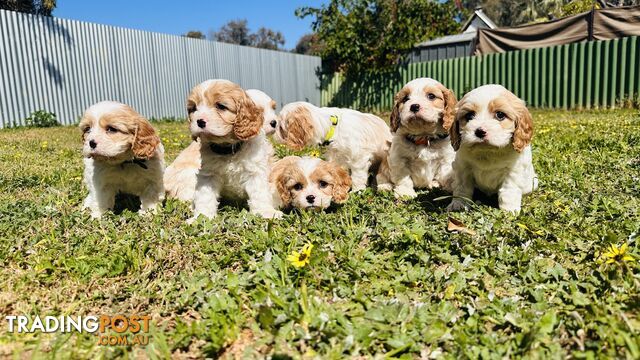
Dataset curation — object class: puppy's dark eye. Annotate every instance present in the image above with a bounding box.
[106,126,118,133]
[216,103,227,111]
[293,183,303,191]
[427,93,436,100]
[82,126,90,133]
[187,103,197,114]
[495,111,506,120]
[319,180,329,188]
[402,95,410,103]
[465,112,476,121]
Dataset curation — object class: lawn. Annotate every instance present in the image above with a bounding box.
[0,109,638,359]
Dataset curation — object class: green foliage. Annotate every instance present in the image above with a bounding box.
[211,19,286,50]
[24,110,59,128]
[0,111,638,358]
[0,0,56,16]
[252,27,285,51]
[460,0,604,27]
[296,0,462,75]
[560,0,600,17]
[182,30,205,39]
[294,33,319,55]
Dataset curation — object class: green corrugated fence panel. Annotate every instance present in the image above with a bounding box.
[630,37,636,102]
[321,36,639,111]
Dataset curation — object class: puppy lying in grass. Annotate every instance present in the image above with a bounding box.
[273,102,392,192]
[269,156,351,210]
[79,101,164,218]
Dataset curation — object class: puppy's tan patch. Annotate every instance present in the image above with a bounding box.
[283,105,314,150]
[81,104,159,159]
[311,162,351,203]
[270,156,306,206]
[488,93,533,152]
[187,81,262,140]
[390,87,411,132]
[451,101,480,151]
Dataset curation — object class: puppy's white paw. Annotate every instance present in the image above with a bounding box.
[139,204,158,216]
[187,212,216,224]
[499,204,521,214]
[377,183,393,192]
[351,184,367,192]
[394,186,417,199]
[90,210,103,219]
[255,208,283,219]
[447,199,470,212]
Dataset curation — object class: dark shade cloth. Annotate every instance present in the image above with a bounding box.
[475,5,640,55]
[594,6,640,40]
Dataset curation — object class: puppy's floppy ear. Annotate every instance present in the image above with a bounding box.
[186,94,199,141]
[389,90,404,133]
[284,106,314,150]
[79,115,90,142]
[512,99,533,152]
[234,91,263,140]
[449,110,462,151]
[439,85,457,131]
[132,118,161,159]
[269,156,299,207]
[330,163,351,204]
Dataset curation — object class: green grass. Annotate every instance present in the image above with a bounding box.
[0,109,638,359]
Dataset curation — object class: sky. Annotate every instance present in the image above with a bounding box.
[54,0,326,49]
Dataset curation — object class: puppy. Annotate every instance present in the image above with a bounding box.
[181,79,281,220]
[274,102,392,191]
[164,88,279,202]
[447,85,538,213]
[269,156,351,210]
[246,89,278,136]
[80,101,164,218]
[387,78,457,198]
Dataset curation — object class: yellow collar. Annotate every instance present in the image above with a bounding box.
[324,115,339,143]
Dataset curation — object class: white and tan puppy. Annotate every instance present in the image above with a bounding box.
[447,85,537,213]
[179,79,281,221]
[269,156,351,210]
[164,88,279,202]
[387,78,457,198]
[274,102,392,191]
[80,101,164,218]
[246,89,279,136]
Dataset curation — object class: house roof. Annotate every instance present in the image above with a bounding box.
[415,9,496,48]
[415,31,476,48]
[462,8,497,32]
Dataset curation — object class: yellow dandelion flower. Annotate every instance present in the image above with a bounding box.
[308,149,321,158]
[287,243,313,268]
[602,243,635,264]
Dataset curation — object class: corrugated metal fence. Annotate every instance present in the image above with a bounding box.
[0,9,321,127]
[322,36,640,111]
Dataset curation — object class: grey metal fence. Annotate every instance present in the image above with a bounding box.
[0,9,322,127]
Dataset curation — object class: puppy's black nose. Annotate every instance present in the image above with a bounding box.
[409,104,420,113]
[475,128,487,139]
[196,119,206,128]
[270,120,277,128]
[306,195,315,204]
[89,140,97,149]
